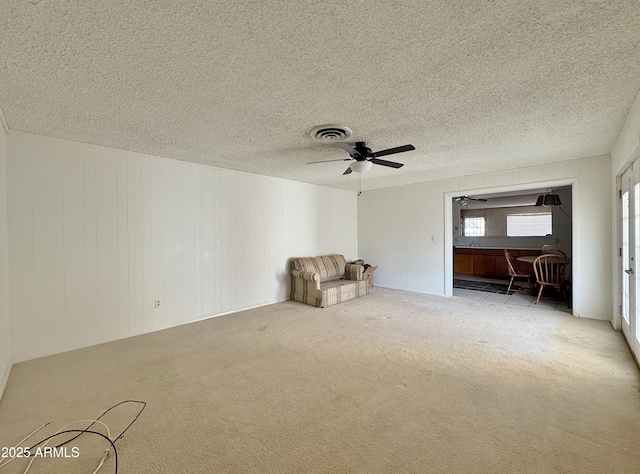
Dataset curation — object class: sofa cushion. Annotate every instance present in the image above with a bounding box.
[320,279,357,290]
[320,279,368,307]
[291,255,346,282]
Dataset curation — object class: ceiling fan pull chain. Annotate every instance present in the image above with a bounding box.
[358,173,362,196]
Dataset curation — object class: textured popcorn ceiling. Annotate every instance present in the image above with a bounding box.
[1,1,640,191]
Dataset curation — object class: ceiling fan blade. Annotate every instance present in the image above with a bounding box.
[336,142,361,157]
[343,166,353,175]
[370,158,404,169]
[371,144,415,158]
[306,158,352,164]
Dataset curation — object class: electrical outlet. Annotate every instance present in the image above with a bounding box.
[154,299,161,308]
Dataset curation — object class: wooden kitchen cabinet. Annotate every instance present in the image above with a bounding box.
[454,247,541,278]
[494,255,509,277]
[473,253,496,276]
[454,248,474,274]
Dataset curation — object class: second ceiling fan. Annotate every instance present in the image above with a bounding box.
[454,196,488,207]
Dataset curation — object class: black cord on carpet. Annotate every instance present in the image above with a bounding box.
[56,400,146,447]
[26,399,146,474]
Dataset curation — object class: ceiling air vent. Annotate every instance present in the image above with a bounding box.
[309,124,353,142]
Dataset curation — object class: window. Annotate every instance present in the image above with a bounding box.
[463,217,485,236]
[507,213,552,237]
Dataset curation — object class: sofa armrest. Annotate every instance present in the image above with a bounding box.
[292,269,320,283]
[344,263,364,281]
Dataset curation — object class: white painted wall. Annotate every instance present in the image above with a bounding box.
[611,90,640,330]
[0,124,11,397]
[358,155,612,320]
[612,92,640,175]
[7,132,358,362]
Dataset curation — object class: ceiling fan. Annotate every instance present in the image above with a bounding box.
[307,141,415,175]
[454,196,488,207]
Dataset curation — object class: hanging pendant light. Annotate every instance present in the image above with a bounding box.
[535,191,561,206]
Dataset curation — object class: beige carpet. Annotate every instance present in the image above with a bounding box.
[1,288,639,473]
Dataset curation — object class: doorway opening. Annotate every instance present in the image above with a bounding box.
[450,186,573,313]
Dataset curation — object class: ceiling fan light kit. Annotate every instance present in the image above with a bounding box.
[350,161,373,173]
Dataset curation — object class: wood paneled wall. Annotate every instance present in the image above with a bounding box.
[8,132,358,362]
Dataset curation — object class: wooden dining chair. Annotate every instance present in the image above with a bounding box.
[504,249,531,294]
[532,254,571,307]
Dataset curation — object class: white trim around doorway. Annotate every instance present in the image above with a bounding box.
[444,178,578,312]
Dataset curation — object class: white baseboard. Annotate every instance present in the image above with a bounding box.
[0,359,12,402]
[13,300,286,363]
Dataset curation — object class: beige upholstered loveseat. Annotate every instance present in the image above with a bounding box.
[290,254,369,308]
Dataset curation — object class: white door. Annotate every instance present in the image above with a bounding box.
[620,163,640,359]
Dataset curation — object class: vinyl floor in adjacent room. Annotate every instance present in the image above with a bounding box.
[0,288,638,473]
[454,274,573,313]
